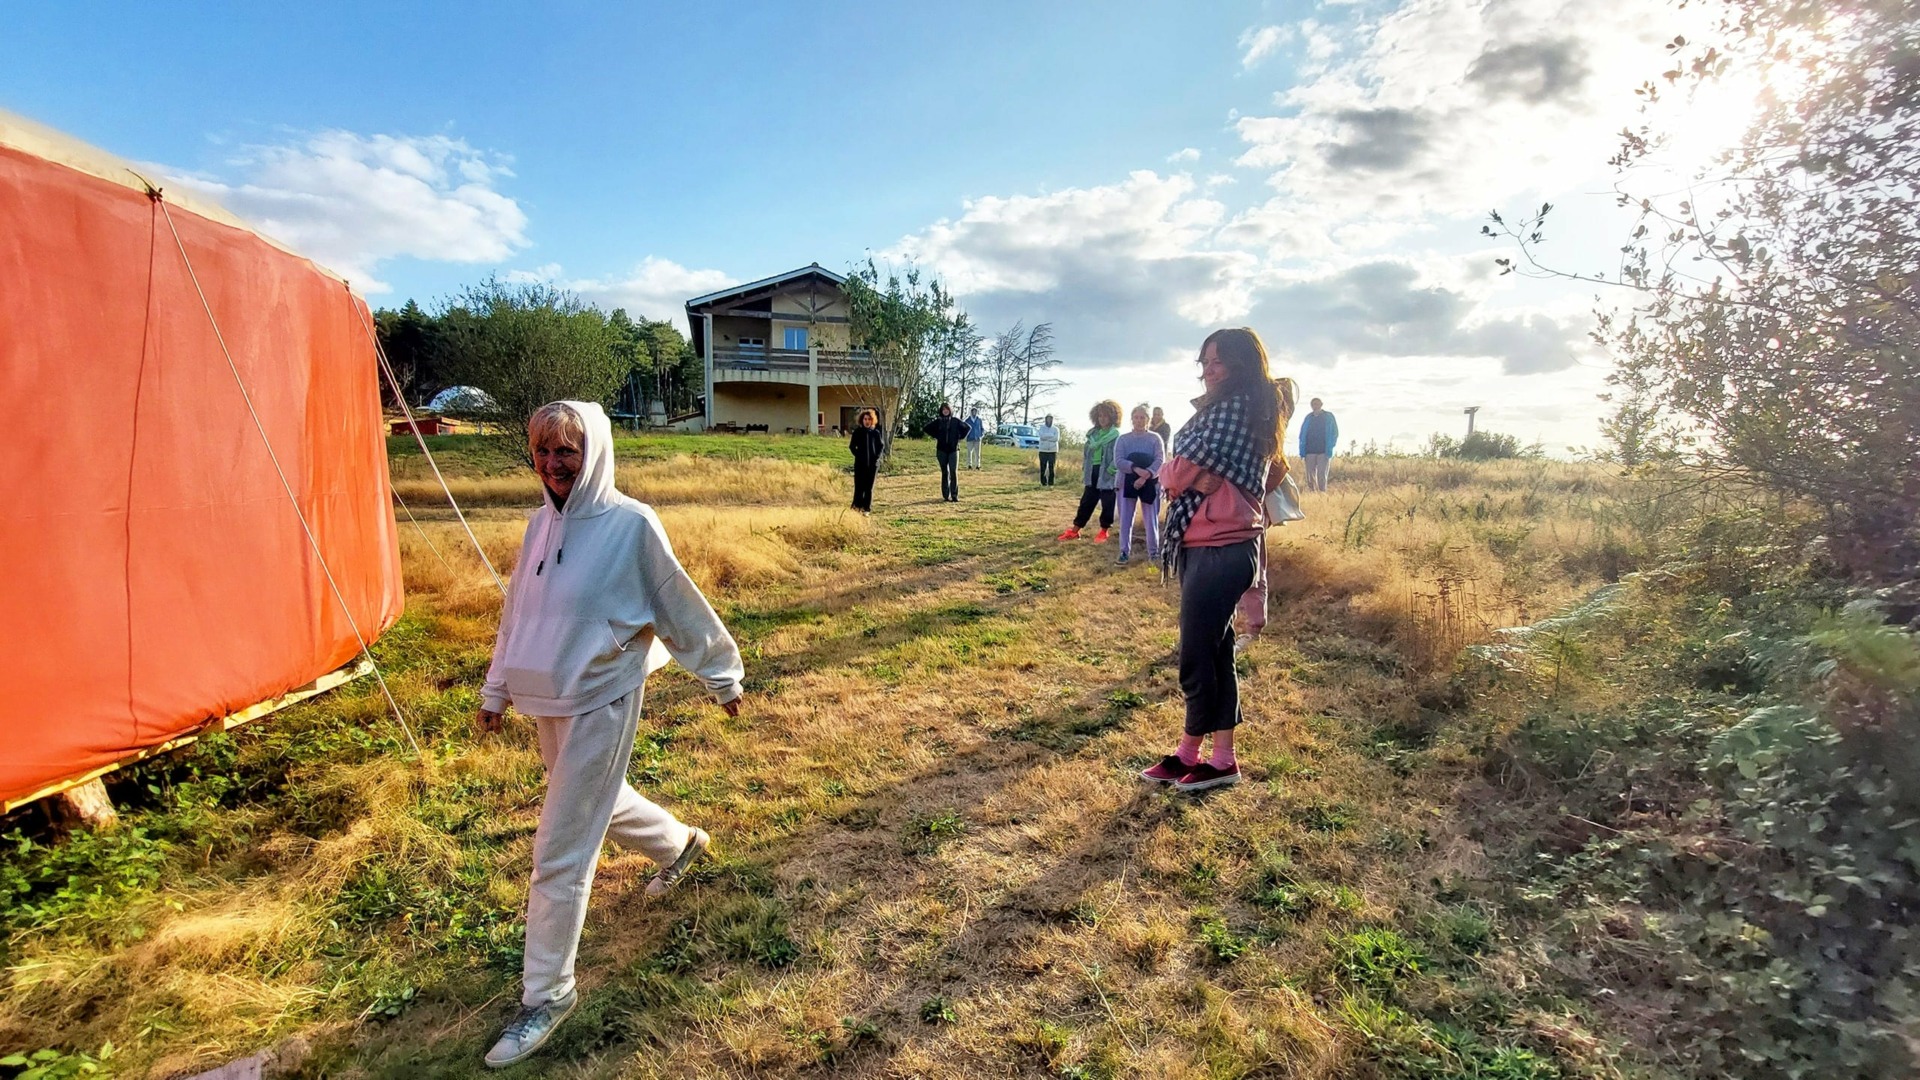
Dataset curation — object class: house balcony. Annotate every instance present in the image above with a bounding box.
[710,347,898,387]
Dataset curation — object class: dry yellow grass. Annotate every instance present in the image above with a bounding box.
[390,453,846,510]
[0,449,1631,1078]
[1271,454,1616,669]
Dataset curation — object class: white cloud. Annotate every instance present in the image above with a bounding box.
[1238,25,1292,69]
[1232,0,1716,225]
[890,171,1258,361]
[167,130,529,293]
[504,262,562,284]
[883,170,1591,384]
[566,256,738,332]
[1167,147,1202,163]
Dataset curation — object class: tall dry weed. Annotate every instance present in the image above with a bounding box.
[1270,459,1614,669]
[391,453,845,510]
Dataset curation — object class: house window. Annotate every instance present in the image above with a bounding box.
[783,327,808,351]
[738,336,765,353]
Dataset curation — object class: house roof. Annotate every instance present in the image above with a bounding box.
[686,263,849,361]
[684,263,846,312]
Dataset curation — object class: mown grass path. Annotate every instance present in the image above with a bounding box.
[3,444,1616,1079]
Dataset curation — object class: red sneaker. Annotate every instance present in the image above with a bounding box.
[1094,528,1110,543]
[1057,527,1081,540]
[1175,762,1240,792]
[1140,755,1193,784]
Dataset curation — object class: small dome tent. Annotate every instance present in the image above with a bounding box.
[0,110,404,810]
[427,385,498,415]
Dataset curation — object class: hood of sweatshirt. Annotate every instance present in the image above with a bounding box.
[531,401,622,579]
[549,400,621,520]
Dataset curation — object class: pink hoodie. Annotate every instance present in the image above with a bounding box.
[1162,457,1265,547]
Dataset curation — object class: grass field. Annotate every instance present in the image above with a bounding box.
[2,437,1669,1078]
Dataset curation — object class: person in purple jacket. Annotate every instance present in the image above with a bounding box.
[1113,405,1166,565]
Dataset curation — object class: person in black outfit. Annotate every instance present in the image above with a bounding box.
[923,403,970,502]
[848,409,884,512]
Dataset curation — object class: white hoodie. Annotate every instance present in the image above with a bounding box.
[481,402,744,718]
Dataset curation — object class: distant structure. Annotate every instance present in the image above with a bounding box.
[685,264,893,435]
[1464,406,1481,439]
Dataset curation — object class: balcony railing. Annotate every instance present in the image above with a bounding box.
[712,347,875,375]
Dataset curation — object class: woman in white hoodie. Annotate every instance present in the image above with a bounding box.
[476,401,745,1068]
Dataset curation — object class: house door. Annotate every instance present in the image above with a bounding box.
[840,405,878,435]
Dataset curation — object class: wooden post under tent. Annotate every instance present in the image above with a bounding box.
[0,109,416,821]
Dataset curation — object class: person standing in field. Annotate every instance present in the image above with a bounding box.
[1058,400,1122,542]
[1298,397,1338,492]
[1114,404,1165,566]
[1035,414,1061,486]
[1146,329,1294,793]
[1150,405,1173,446]
[965,406,987,470]
[925,403,970,502]
[477,401,744,1068]
[848,408,884,513]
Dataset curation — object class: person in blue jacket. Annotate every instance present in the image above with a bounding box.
[1298,397,1338,492]
[965,406,987,469]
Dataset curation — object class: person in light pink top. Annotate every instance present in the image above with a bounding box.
[1144,328,1296,794]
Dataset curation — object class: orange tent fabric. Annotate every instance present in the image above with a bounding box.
[0,120,403,808]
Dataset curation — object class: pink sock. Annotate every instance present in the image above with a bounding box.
[1209,729,1236,770]
[1177,735,1203,766]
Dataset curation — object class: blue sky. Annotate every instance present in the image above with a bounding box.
[4,0,1733,449]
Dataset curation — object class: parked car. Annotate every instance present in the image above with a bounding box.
[989,423,1041,450]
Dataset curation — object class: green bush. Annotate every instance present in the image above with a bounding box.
[1503,548,1920,1077]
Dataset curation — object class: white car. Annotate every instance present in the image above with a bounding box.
[989,423,1041,450]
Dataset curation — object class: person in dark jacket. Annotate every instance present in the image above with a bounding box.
[848,408,884,512]
[924,403,970,502]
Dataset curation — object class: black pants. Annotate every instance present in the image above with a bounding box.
[852,463,876,511]
[1179,540,1259,736]
[937,448,959,500]
[1073,485,1115,529]
[1038,452,1057,485]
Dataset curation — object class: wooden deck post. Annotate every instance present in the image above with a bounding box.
[54,777,118,831]
[808,344,820,434]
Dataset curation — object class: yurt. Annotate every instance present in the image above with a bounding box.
[0,110,404,812]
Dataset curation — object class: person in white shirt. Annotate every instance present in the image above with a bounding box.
[476,401,744,1068]
[1035,414,1062,486]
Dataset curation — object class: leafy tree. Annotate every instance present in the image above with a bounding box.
[1425,430,1538,460]
[436,276,624,459]
[843,259,967,455]
[372,299,448,407]
[1488,0,1920,578]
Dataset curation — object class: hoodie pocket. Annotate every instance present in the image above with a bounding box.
[499,614,619,702]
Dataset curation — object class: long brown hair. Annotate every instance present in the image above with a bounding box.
[1199,328,1292,462]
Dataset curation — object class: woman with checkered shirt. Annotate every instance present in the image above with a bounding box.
[1141,328,1295,793]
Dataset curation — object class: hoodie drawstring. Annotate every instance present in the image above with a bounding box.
[535,514,568,576]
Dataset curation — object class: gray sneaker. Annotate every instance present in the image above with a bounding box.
[645,827,710,898]
[485,989,578,1068]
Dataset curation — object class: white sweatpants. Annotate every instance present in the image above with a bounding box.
[966,439,983,468]
[522,689,690,1006]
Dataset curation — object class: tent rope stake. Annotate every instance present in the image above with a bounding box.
[154,196,424,759]
[351,295,509,599]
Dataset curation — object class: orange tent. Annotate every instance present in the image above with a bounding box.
[0,111,404,809]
